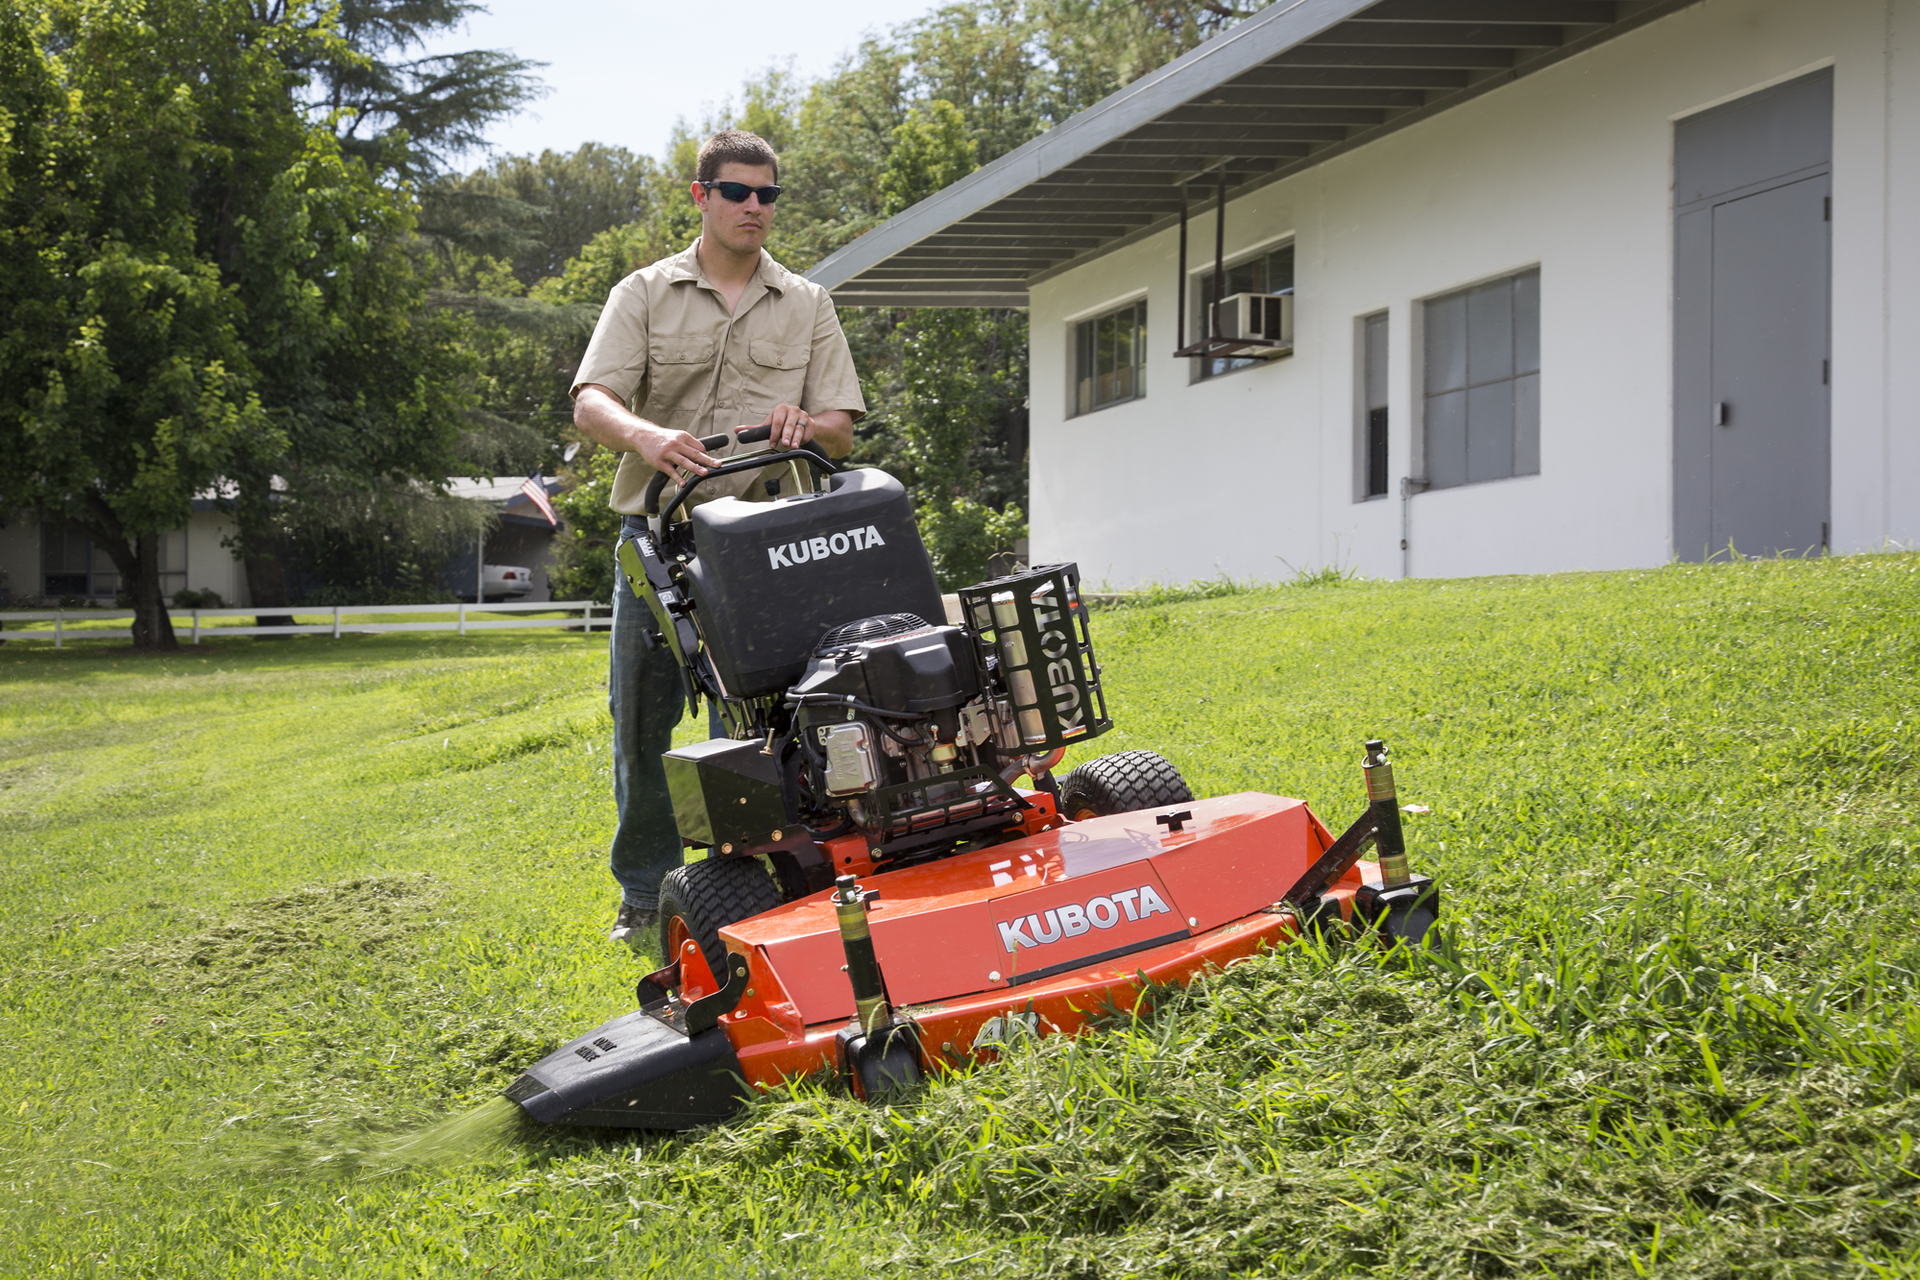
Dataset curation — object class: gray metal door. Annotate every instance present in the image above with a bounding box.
[1673,70,1832,561]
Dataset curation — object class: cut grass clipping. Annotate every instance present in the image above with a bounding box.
[2,554,1917,1277]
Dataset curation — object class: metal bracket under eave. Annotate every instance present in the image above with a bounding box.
[1172,164,1234,360]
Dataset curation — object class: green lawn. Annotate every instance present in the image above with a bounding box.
[2,555,1916,1277]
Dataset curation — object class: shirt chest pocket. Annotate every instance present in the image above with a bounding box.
[644,337,720,419]
[747,340,810,406]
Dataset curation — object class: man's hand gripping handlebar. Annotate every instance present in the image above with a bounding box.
[641,422,841,525]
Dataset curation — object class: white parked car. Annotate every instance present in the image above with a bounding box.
[472,564,535,603]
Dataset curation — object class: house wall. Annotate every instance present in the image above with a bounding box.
[1027,0,1916,586]
[0,510,247,606]
[0,511,35,605]
[185,510,249,607]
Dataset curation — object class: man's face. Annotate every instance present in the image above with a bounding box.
[692,161,777,257]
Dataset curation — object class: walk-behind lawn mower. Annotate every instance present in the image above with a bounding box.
[507,428,1440,1129]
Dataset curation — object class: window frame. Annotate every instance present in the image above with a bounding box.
[1069,295,1149,417]
[1417,266,1541,492]
[1355,310,1390,503]
[1188,239,1296,382]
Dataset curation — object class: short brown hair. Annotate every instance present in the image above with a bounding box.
[696,130,779,183]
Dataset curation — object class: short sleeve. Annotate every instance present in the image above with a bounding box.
[797,289,867,423]
[570,275,650,405]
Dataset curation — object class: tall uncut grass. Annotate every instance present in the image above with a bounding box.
[1,554,1916,1277]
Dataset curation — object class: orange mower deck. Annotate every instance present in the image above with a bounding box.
[504,791,1415,1129]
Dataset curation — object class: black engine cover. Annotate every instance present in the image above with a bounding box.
[683,469,944,698]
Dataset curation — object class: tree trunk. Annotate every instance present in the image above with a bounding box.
[127,533,179,651]
[78,497,177,652]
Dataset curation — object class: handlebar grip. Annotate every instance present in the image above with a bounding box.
[641,423,778,514]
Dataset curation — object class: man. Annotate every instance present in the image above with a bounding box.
[569,130,864,951]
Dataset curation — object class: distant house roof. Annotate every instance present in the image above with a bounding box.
[449,476,564,528]
[808,0,1699,306]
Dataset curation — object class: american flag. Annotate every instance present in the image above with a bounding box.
[518,474,558,527]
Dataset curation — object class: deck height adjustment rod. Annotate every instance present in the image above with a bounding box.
[1362,739,1411,888]
[833,875,892,1034]
[1352,738,1440,946]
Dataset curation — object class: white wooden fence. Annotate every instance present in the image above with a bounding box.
[0,600,610,648]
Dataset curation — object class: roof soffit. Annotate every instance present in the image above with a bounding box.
[809,0,1706,305]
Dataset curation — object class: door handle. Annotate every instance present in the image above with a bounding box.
[1713,401,1729,427]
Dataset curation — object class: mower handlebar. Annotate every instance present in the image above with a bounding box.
[641,423,783,516]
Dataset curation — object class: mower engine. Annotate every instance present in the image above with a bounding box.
[617,449,1110,887]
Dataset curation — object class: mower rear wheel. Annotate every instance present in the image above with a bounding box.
[1057,750,1193,821]
[657,856,781,981]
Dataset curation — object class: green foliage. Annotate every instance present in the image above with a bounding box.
[422,143,663,287]
[879,100,980,216]
[545,444,623,603]
[5,555,1920,1275]
[891,307,1030,587]
[287,0,545,180]
[917,496,1028,588]
[1098,572,1260,608]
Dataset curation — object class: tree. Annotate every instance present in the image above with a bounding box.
[0,0,479,648]
[281,0,545,181]
[421,143,663,287]
[878,100,978,216]
[0,0,295,648]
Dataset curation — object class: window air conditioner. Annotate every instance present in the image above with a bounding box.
[1215,291,1294,357]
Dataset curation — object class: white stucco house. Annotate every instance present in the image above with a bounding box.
[809,0,1918,585]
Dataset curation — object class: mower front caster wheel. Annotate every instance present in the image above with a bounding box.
[658,856,781,979]
[1058,750,1193,822]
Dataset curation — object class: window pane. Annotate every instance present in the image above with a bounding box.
[1426,389,1468,489]
[1133,302,1146,397]
[1075,302,1148,414]
[1514,371,1541,475]
[1364,313,1389,408]
[1424,295,1467,394]
[1367,406,1390,497]
[1105,314,1121,404]
[1268,245,1296,292]
[1466,381,1515,484]
[1466,280,1514,386]
[1082,318,1098,412]
[1514,269,1541,375]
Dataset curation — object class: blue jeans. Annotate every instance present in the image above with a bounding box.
[608,535,723,909]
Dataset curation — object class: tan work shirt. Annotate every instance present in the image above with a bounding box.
[570,239,866,515]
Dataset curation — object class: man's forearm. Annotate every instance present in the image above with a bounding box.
[572,384,658,454]
[805,410,855,459]
[574,384,720,477]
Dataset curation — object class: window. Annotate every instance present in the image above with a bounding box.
[1193,243,1294,379]
[1072,299,1148,415]
[1359,312,1390,500]
[39,523,186,600]
[1422,268,1539,489]
[41,523,95,598]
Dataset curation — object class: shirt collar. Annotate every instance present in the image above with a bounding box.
[668,239,791,297]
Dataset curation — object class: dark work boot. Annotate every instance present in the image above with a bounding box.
[609,902,658,954]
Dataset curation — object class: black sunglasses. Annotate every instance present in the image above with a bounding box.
[700,180,783,205]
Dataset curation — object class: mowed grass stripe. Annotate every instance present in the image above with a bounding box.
[0,555,1915,1277]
